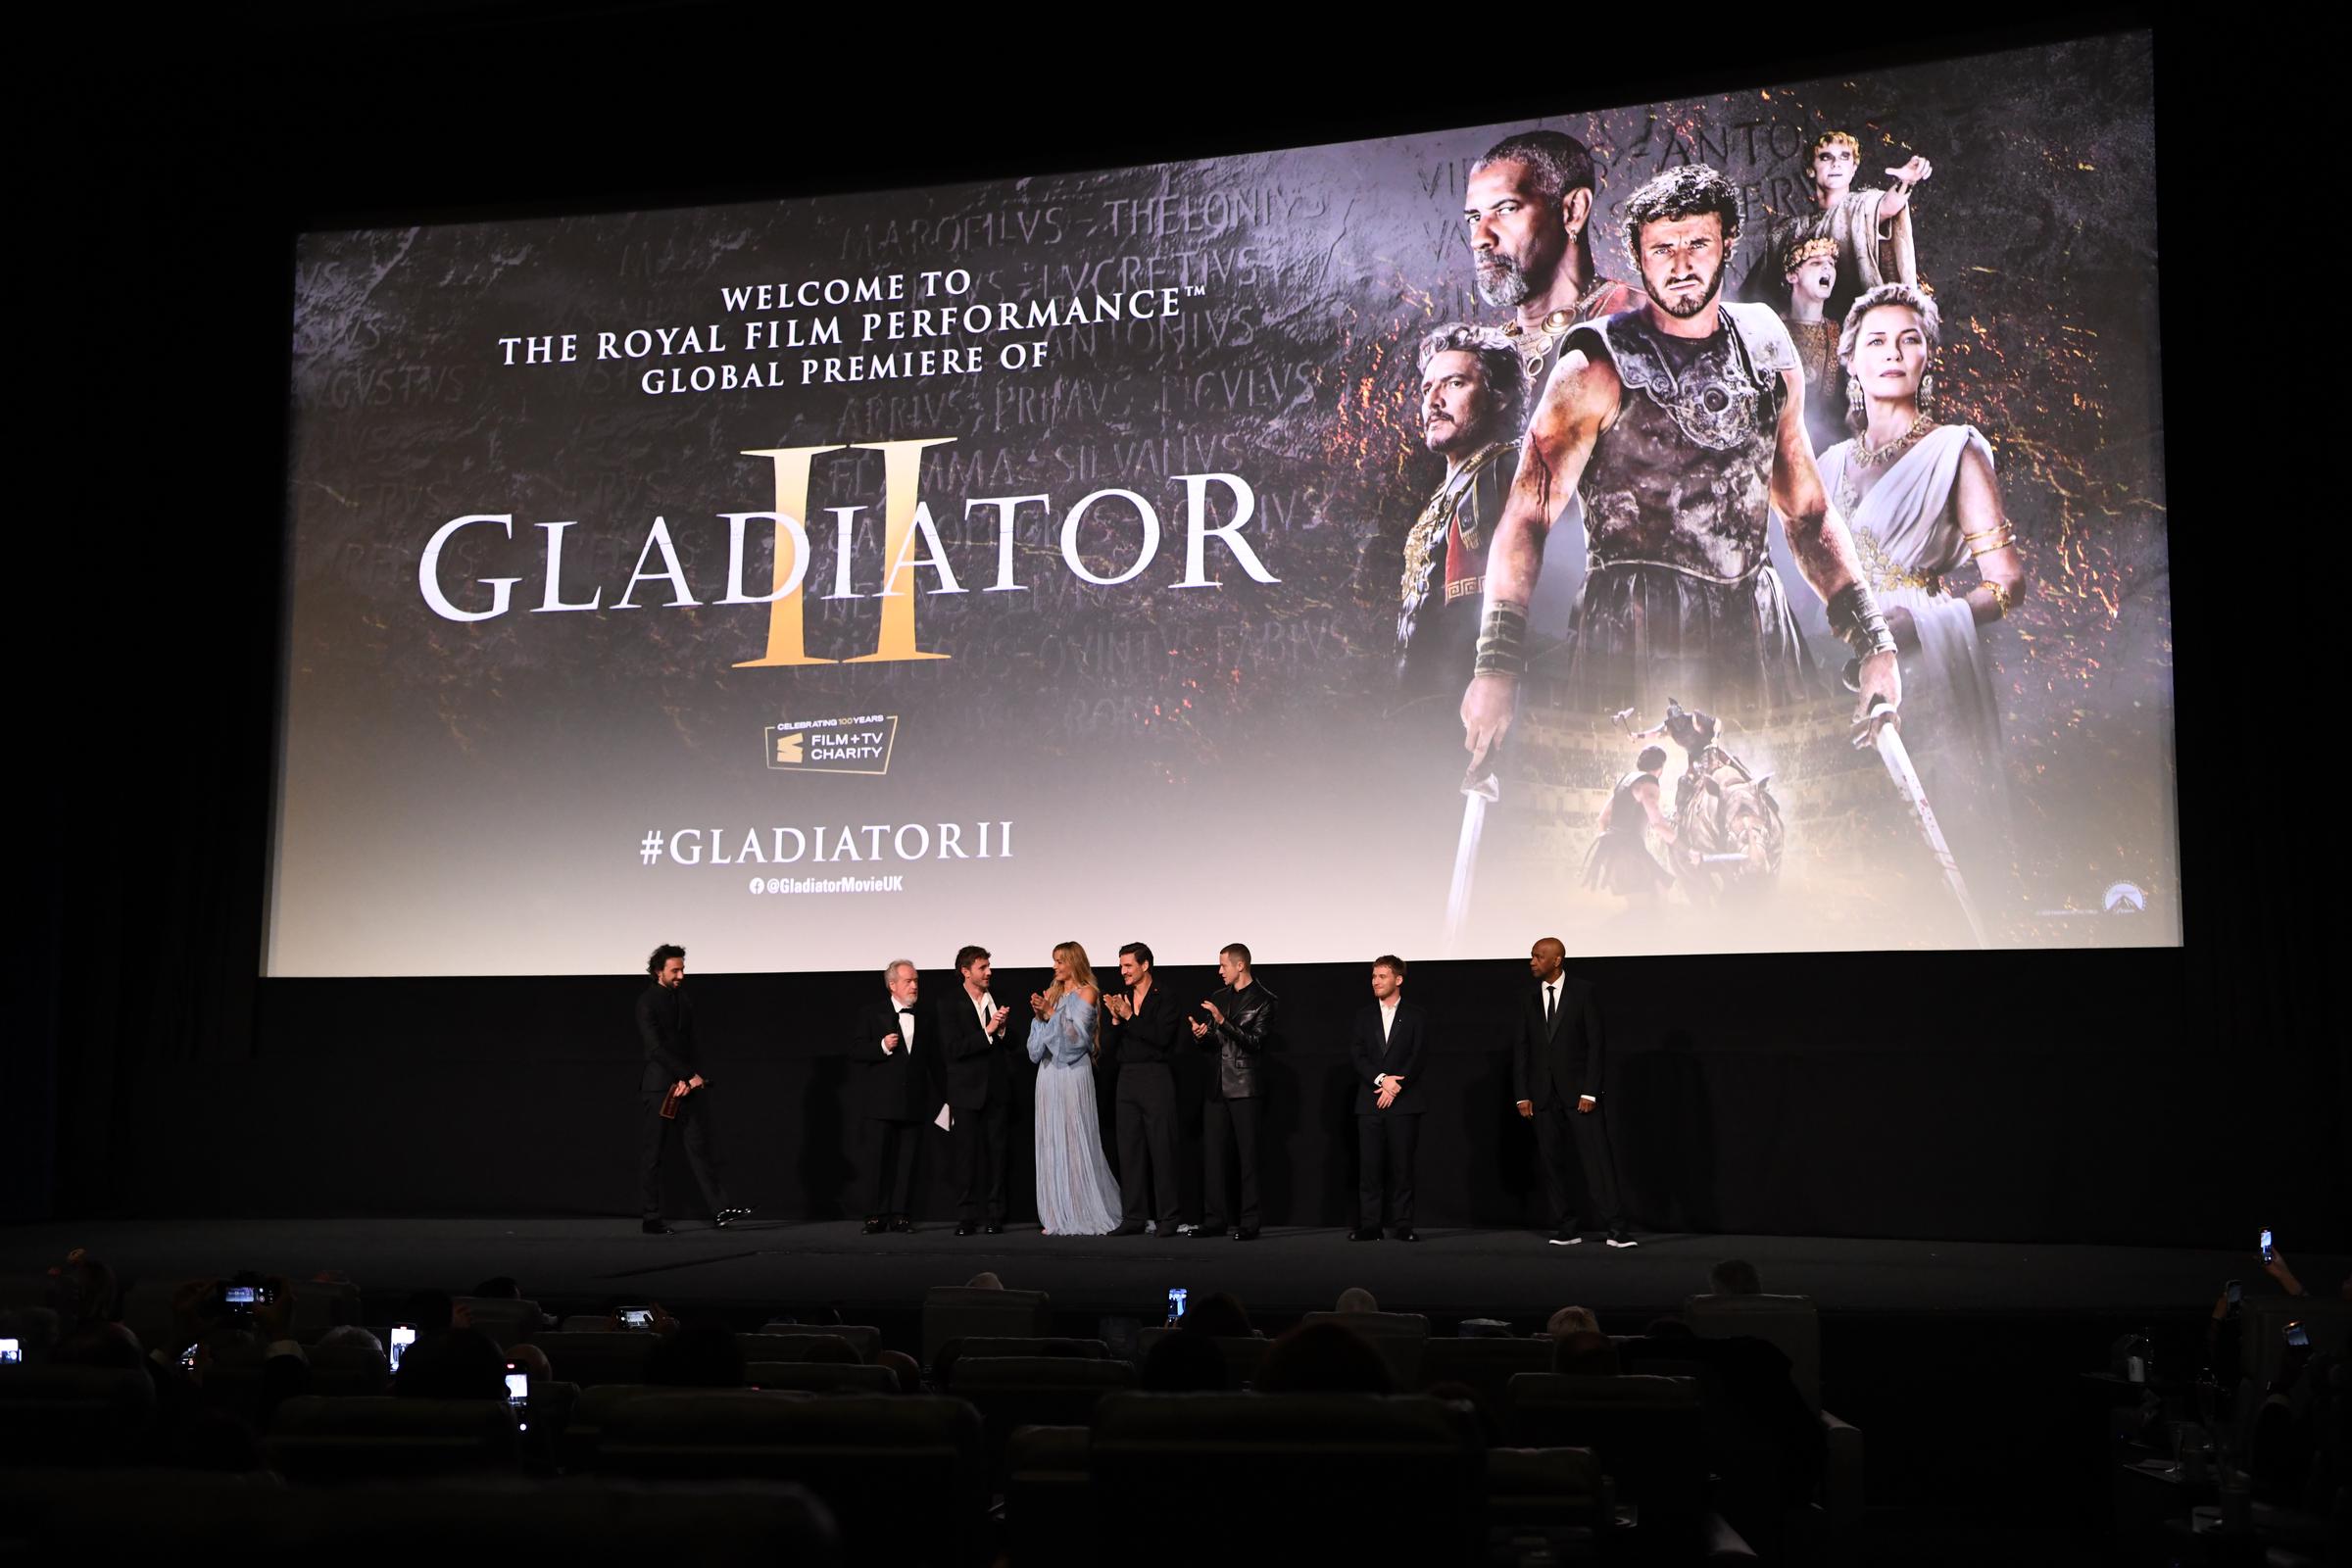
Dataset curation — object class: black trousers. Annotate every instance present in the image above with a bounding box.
[952,1100,1011,1223]
[863,1115,920,1217]
[1200,1094,1262,1232]
[1356,1110,1421,1230]
[1115,1065,1182,1229]
[1534,1099,1624,1233]
[639,1090,732,1220]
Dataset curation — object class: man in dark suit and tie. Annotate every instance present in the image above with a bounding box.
[1513,936,1635,1247]
[634,943,749,1235]
[936,944,1016,1236]
[851,958,935,1234]
[1349,954,1427,1242]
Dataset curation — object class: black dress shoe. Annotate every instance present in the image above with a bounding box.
[1234,1227,1261,1241]
[1191,1225,1228,1239]
[1108,1222,1148,1236]
[982,1222,1004,1235]
[1348,1228,1381,1242]
[955,1220,977,1237]
[861,1216,886,1236]
[889,1215,914,1233]
[1395,1226,1420,1243]
[641,1219,673,1235]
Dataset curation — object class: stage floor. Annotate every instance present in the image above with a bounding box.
[7,1218,2327,1330]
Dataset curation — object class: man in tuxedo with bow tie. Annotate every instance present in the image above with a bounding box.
[852,958,936,1235]
[1514,936,1635,1247]
[1349,955,1427,1242]
[937,944,1016,1236]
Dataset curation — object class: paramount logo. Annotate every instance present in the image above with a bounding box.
[767,714,899,775]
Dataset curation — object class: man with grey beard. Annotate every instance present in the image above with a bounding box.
[1464,130,1642,397]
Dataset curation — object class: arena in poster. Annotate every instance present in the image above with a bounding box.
[270,28,2172,976]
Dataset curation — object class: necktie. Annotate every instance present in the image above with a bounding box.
[1544,983,1556,1025]
[897,1007,914,1050]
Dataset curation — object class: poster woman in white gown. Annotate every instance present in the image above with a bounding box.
[1025,941,1122,1236]
[1816,282,2029,893]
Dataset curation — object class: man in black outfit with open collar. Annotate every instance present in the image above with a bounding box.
[1102,941,1182,1237]
[936,944,1015,1236]
[634,943,748,1235]
[1513,936,1635,1247]
[1191,942,1276,1241]
[851,957,933,1234]
[1349,954,1427,1242]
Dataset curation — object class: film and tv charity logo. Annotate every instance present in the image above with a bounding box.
[765,714,899,775]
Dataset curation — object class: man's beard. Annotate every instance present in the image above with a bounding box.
[1474,253,1532,308]
[1645,261,1725,319]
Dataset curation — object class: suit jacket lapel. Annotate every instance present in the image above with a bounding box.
[1545,981,1568,1043]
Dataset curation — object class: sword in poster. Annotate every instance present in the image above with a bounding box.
[1442,749,1502,958]
[1857,699,1990,949]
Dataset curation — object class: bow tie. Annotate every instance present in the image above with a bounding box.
[897,1007,915,1017]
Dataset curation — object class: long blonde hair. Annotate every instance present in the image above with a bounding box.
[1049,941,1102,1056]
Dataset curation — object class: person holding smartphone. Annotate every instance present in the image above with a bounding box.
[635,944,748,1235]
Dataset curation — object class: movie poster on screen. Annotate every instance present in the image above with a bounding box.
[271,29,2172,976]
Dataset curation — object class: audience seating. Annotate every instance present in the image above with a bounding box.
[1004,1425,1094,1568]
[947,1354,1139,1488]
[0,1468,841,1560]
[0,1364,157,1466]
[953,1335,1106,1359]
[1300,1309,1431,1386]
[1421,1334,1554,1409]
[267,1395,519,1481]
[1507,1373,1708,1554]
[1135,1328,1271,1388]
[1684,1293,1824,1408]
[455,1297,544,1348]
[558,1383,669,1471]
[306,1340,391,1397]
[919,1286,1051,1365]
[765,1322,882,1359]
[1089,1392,1485,1563]
[744,1361,899,1394]
[2239,1295,2351,1395]
[594,1391,987,1566]
[1484,1443,1612,1533]
[1682,1293,1868,1557]
[733,1332,860,1364]
[529,1331,658,1387]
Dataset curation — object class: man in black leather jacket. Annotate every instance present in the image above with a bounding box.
[1189,943,1277,1240]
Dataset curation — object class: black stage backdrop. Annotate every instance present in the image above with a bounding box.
[23,9,2341,1248]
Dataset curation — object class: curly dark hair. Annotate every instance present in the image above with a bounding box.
[646,943,685,977]
[1619,165,1742,269]
[1470,129,1597,208]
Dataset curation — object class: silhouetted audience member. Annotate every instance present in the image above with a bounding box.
[875,1348,922,1395]
[647,1319,745,1388]
[965,1272,1004,1291]
[1709,1258,1763,1296]
[471,1275,525,1299]
[404,1290,458,1337]
[1335,1286,1379,1314]
[1425,1378,1503,1445]
[1143,1330,1229,1392]
[396,1327,507,1399]
[0,1306,60,1362]
[1555,1330,1622,1376]
[1181,1291,1255,1341]
[317,1325,387,1360]
[1256,1322,1393,1395]
[507,1343,552,1381]
[1546,1305,1599,1339]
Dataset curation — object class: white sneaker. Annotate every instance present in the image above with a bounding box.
[1548,1232,1584,1247]
[1605,1235,1640,1249]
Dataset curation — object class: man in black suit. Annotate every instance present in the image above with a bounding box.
[1349,954,1427,1242]
[1102,941,1182,1237]
[936,944,1015,1236]
[634,943,748,1235]
[1190,942,1277,1241]
[851,958,935,1234]
[1513,936,1634,1247]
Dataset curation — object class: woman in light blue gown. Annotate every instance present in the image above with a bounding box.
[1025,941,1123,1236]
